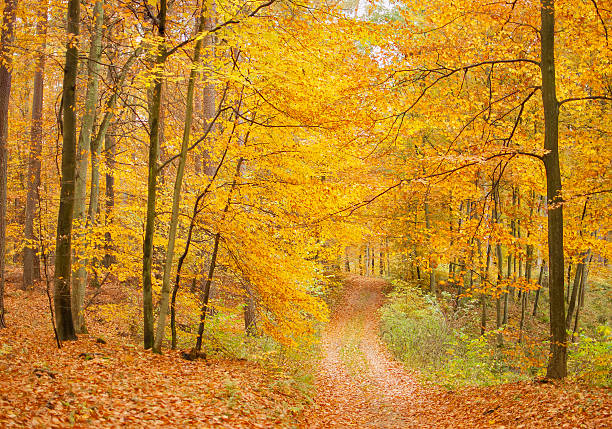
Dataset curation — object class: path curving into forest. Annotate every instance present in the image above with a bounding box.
[303,275,438,428]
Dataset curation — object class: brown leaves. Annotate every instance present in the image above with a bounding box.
[302,276,611,428]
[0,288,310,428]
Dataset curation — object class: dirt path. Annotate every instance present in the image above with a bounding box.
[301,276,611,429]
[303,275,435,428]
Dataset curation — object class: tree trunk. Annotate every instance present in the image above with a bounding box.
[533,260,545,316]
[193,158,244,352]
[566,250,589,330]
[541,0,567,379]
[344,247,350,272]
[244,283,257,336]
[424,200,436,294]
[103,128,115,268]
[519,244,533,343]
[142,0,167,350]
[153,8,206,354]
[0,0,17,327]
[386,237,390,275]
[95,49,141,268]
[571,254,590,339]
[170,148,228,349]
[71,0,104,334]
[194,232,221,353]
[565,264,571,304]
[54,0,80,341]
[480,240,491,336]
[494,188,504,345]
[23,9,47,289]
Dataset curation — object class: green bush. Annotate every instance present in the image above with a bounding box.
[379,281,529,387]
[569,325,612,387]
[379,281,451,370]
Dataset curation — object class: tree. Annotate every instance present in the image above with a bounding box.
[0,0,17,328]
[153,3,207,353]
[142,0,168,350]
[72,0,104,334]
[23,4,47,289]
[54,0,81,341]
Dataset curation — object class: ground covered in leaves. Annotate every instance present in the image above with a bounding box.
[0,287,310,428]
[0,276,610,428]
[303,276,611,428]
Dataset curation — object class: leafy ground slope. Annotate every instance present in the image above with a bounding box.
[0,276,610,428]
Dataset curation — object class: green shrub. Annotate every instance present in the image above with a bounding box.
[569,325,612,387]
[379,282,451,370]
[379,282,529,387]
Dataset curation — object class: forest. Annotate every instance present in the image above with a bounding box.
[0,0,610,427]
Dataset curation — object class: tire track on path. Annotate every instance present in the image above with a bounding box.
[303,275,437,428]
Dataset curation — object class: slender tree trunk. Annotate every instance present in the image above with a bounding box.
[533,260,545,316]
[480,240,492,335]
[0,0,17,327]
[344,248,350,272]
[565,264,572,304]
[103,128,115,267]
[194,158,244,353]
[424,200,436,294]
[153,9,207,354]
[566,250,589,329]
[493,188,504,345]
[380,245,384,276]
[386,237,390,275]
[565,200,589,329]
[519,244,533,343]
[170,148,227,349]
[571,255,590,339]
[142,0,167,350]
[95,49,141,268]
[54,0,80,341]
[194,232,221,353]
[541,0,567,379]
[244,283,257,335]
[71,0,104,334]
[23,9,47,289]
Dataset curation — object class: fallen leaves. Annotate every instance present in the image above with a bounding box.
[0,287,311,428]
[0,280,610,428]
[302,275,611,428]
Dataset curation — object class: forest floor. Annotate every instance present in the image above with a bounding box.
[0,274,610,428]
[302,275,611,428]
[0,283,310,428]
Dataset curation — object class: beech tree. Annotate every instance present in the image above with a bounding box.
[54,0,80,341]
[0,0,17,328]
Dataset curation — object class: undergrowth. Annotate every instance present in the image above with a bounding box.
[379,279,611,388]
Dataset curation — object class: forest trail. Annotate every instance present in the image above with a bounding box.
[303,275,434,428]
[301,276,612,429]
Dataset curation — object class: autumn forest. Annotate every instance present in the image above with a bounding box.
[0,0,610,427]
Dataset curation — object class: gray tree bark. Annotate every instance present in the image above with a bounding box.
[143,0,167,349]
[153,6,207,354]
[71,0,104,334]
